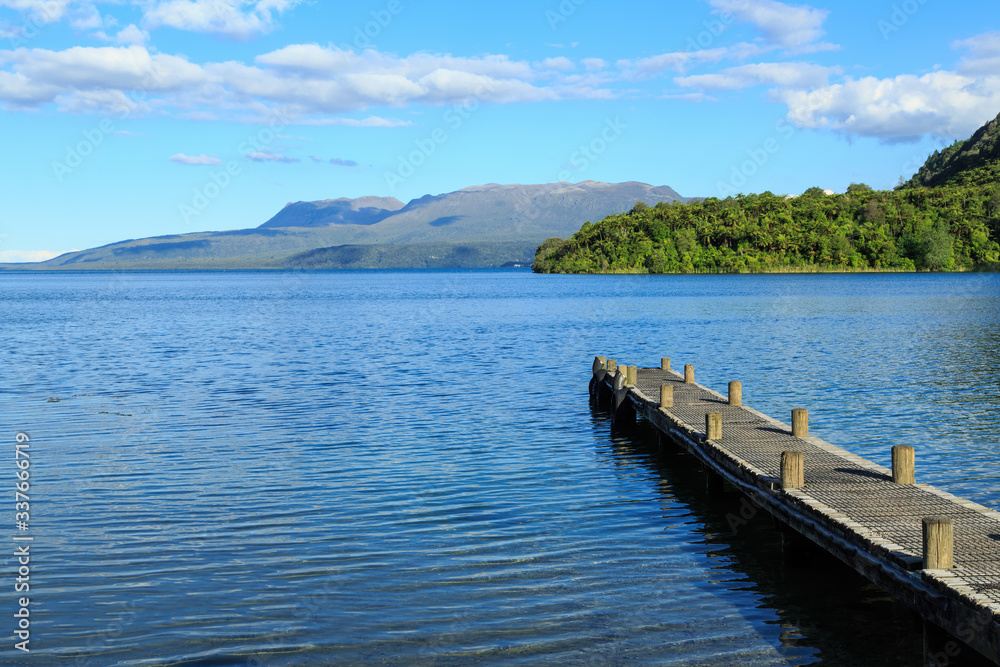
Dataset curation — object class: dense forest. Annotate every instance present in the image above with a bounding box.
[534,113,1000,274]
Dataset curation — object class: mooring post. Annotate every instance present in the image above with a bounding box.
[728,381,742,406]
[660,384,673,408]
[923,517,954,570]
[705,413,722,440]
[781,451,804,489]
[661,357,671,371]
[791,408,809,437]
[684,364,695,383]
[611,370,634,423]
[607,359,617,374]
[626,365,637,386]
[892,445,915,485]
[590,356,608,397]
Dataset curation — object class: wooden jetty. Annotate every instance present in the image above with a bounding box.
[592,356,1000,666]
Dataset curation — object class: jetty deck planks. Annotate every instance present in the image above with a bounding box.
[593,359,1000,665]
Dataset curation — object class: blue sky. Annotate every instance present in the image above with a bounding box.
[1,0,998,261]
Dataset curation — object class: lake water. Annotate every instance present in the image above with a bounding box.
[2,270,999,665]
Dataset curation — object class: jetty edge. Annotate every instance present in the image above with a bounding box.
[591,356,1000,666]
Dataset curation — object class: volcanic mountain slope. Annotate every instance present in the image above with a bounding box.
[8,181,688,270]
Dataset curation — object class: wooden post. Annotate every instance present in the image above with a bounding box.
[661,357,671,371]
[705,413,722,440]
[607,359,617,374]
[791,408,808,437]
[781,451,804,489]
[660,384,673,408]
[922,517,954,569]
[892,445,915,485]
[684,364,695,383]
[728,381,742,406]
[626,365,637,386]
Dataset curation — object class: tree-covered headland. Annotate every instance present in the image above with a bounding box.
[534,113,1000,274]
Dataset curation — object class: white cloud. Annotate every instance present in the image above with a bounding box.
[245,150,298,162]
[296,116,411,127]
[67,3,102,30]
[617,42,769,80]
[677,62,840,91]
[0,0,71,24]
[0,249,65,262]
[581,58,606,72]
[779,71,1000,141]
[0,43,593,121]
[116,24,149,46]
[662,92,718,103]
[3,45,206,92]
[0,70,60,104]
[541,56,574,71]
[708,0,837,52]
[953,32,1000,75]
[142,0,304,39]
[169,152,222,165]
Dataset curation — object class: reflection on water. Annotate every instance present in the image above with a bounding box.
[1,270,997,665]
[600,412,923,666]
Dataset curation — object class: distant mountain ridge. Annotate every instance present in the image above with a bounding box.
[4,181,688,270]
[260,181,684,243]
[260,196,405,227]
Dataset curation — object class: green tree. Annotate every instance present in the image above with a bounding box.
[988,185,1000,217]
[675,228,698,256]
[922,221,954,270]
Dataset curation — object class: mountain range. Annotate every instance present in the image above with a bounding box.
[5,181,686,270]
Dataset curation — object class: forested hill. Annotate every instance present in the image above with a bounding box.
[532,187,1000,274]
[535,110,1000,274]
[903,112,1000,188]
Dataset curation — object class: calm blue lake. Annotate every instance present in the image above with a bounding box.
[2,270,999,665]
